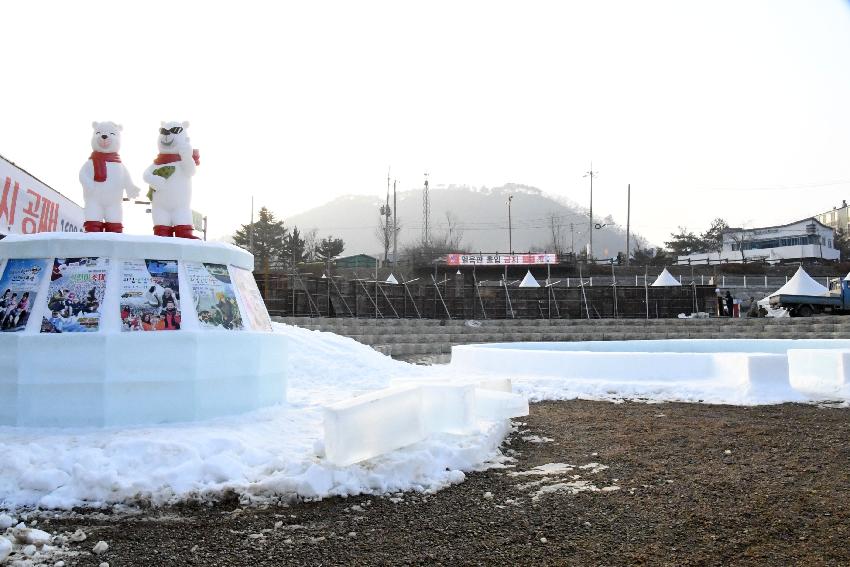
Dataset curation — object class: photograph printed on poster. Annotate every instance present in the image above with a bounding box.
[0,258,50,333]
[40,257,108,333]
[230,266,273,332]
[185,262,244,330]
[119,259,182,331]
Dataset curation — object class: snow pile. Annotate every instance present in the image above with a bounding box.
[0,324,507,511]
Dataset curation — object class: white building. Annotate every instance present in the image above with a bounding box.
[677,218,839,265]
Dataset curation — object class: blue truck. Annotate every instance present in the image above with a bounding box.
[769,277,850,317]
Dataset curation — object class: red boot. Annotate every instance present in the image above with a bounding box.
[173,224,199,239]
[104,222,123,233]
[153,225,173,237]
[84,221,104,233]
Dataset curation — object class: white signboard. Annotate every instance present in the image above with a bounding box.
[446,253,558,266]
[0,155,84,235]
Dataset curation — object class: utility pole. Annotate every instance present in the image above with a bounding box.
[422,172,431,246]
[625,184,631,267]
[507,194,513,253]
[570,223,575,258]
[584,164,598,260]
[380,169,391,263]
[392,178,398,268]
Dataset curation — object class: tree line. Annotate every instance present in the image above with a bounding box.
[232,207,345,270]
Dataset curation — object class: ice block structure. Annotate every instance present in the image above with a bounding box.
[0,233,287,427]
[451,339,850,404]
[323,386,425,467]
[324,379,528,467]
[787,349,850,398]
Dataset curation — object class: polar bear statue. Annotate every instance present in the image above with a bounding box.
[142,121,200,238]
[79,121,141,233]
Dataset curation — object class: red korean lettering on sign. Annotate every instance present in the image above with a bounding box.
[20,189,58,234]
[0,177,20,227]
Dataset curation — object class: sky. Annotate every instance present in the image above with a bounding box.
[3,0,850,248]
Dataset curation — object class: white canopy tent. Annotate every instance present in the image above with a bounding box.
[518,270,540,288]
[757,266,828,315]
[385,273,399,284]
[651,268,682,287]
[758,266,828,305]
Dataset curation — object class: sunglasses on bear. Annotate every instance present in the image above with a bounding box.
[159,127,184,136]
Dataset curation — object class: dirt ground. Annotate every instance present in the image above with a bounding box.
[41,400,850,566]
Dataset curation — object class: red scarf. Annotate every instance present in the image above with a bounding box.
[89,152,121,182]
[154,149,200,166]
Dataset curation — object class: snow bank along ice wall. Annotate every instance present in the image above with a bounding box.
[0,233,286,427]
[451,339,850,403]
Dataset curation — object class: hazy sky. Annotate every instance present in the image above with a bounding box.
[3,0,850,247]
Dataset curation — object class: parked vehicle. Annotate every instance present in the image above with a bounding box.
[769,277,850,316]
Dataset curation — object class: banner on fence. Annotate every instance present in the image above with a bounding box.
[446,253,558,266]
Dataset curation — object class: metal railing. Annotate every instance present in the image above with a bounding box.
[479,274,840,289]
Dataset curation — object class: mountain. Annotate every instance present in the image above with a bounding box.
[285,183,647,259]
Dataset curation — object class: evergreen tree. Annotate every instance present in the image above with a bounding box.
[834,228,850,261]
[316,236,345,261]
[232,207,288,270]
[700,218,729,253]
[664,227,703,256]
[285,226,308,265]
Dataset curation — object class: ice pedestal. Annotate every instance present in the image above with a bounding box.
[0,233,287,427]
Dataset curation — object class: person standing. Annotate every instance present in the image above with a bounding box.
[725,291,734,318]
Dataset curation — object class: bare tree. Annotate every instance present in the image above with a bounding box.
[375,204,393,263]
[546,211,565,254]
[727,232,750,262]
[303,228,319,261]
[443,212,464,250]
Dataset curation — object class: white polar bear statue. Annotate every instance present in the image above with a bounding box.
[79,121,141,233]
[142,121,199,238]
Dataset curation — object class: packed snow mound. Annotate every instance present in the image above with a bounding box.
[651,268,681,287]
[0,324,506,511]
[518,270,540,288]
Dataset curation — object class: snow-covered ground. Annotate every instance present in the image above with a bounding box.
[0,324,506,511]
[1,323,846,512]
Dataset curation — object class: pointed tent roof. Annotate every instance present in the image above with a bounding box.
[844,271,850,282]
[766,266,828,298]
[518,270,540,288]
[651,268,682,287]
[385,273,399,284]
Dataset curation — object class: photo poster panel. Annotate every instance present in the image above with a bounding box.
[120,259,182,331]
[40,257,109,333]
[230,266,273,332]
[185,262,244,330]
[0,258,50,333]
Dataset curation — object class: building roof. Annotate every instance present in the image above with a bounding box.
[721,217,832,234]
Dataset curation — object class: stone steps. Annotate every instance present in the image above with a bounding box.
[273,316,850,360]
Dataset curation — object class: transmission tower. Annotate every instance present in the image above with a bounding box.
[422,172,431,246]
